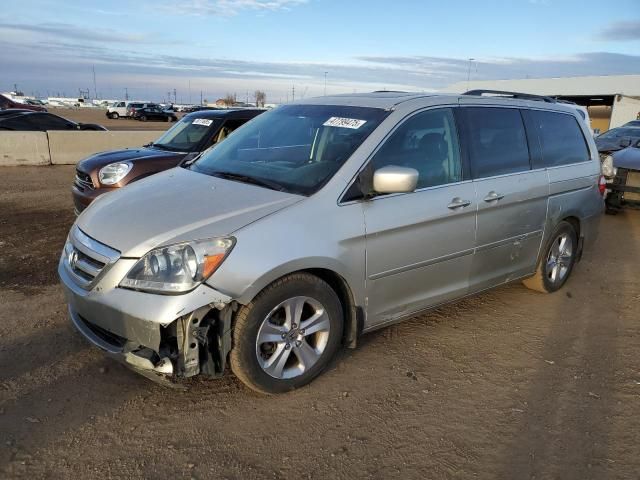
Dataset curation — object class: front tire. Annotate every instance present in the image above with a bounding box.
[109,112,119,119]
[523,221,577,293]
[140,115,147,122]
[230,273,344,394]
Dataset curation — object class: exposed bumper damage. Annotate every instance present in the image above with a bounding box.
[66,302,235,383]
[58,231,237,384]
[606,168,640,211]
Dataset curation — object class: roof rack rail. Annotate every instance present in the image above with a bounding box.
[463,89,557,103]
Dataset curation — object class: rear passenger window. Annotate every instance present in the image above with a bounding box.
[464,107,530,179]
[369,108,462,189]
[529,110,590,167]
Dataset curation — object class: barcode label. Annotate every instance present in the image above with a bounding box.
[323,117,367,129]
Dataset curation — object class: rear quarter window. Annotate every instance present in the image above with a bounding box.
[529,110,590,168]
[463,107,531,179]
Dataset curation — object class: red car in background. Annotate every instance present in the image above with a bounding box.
[0,93,47,112]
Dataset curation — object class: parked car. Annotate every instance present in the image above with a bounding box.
[0,111,106,131]
[622,120,640,128]
[595,126,640,154]
[106,101,156,119]
[601,139,640,213]
[72,109,264,213]
[59,91,603,394]
[132,106,178,122]
[0,93,47,112]
[126,103,159,118]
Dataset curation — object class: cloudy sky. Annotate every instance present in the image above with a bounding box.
[1,0,639,103]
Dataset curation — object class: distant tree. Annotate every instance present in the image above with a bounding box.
[254,90,266,107]
[223,93,236,107]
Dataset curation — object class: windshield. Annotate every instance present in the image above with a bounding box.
[153,116,221,152]
[190,104,389,195]
[599,127,640,140]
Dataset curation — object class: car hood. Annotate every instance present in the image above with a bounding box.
[77,147,186,172]
[76,167,303,257]
[595,138,627,154]
[612,147,640,170]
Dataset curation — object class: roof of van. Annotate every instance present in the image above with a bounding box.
[296,92,438,109]
[183,108,265,118]
[294,91,578,113]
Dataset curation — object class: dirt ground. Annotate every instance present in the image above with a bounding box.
[1,165,639,479]
[48,107,181,132]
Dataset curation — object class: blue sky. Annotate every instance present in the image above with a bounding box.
[1,0,639,102]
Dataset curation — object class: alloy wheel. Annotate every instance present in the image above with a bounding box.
[255,296,331,379]
[545,232,573,284]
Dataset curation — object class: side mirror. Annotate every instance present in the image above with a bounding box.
[373,166,418,194]
[620,137,632,148]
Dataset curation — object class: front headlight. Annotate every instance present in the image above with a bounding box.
[99,162,132,185]
[119,237,235,294]
[601,155,616,178]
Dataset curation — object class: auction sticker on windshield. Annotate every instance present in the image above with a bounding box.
[323,117,367,129]
[192,119,213,126]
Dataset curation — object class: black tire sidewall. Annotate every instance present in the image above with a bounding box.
[232,275,343,393]
[541,222,578,292]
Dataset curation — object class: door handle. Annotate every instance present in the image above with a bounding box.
[483,191,505,202]
[447,197,471,209]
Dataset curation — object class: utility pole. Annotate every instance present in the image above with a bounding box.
[324,71,328,96]
[173,88,177,104]
[466,58,475,91]
[92,65,97,100]
[200,90,203,105]
[125,87,129,101]
[292,85,295,102]
[13,83,18,94]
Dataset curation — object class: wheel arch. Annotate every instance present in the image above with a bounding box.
[230,262,363,348]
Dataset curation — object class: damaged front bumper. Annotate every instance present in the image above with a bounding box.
[58,227,236,382]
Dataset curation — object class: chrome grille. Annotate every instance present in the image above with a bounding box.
[74,170,94,191]
[63,226,120,289]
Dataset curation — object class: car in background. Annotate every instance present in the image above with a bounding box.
[126,102,159,118]
[0,111,106,131]
[601,138,640,213]
[622,120,640,128]
[72,108,264,213]
[132,106,178,122]
[595,126,640,155]
[107,101,133,119]
[0,93,47,112]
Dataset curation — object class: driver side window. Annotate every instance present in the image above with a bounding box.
[370,108,462,189]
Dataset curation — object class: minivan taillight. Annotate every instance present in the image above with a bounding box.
[598,175,606,196]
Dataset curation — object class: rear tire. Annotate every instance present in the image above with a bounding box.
[166,116,171,122]
[140,115,147,122]
[109,112,119,119]
[230,273,344,394]
[523,221,578,293]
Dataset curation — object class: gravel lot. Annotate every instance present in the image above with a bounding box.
[1,165,639,479]
[48,107,182,131]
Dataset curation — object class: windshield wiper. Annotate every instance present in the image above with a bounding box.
[209,171,286,192]
[149,143,174,151]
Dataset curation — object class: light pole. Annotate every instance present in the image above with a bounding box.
[324,71,328,96]
[466,58,475,91]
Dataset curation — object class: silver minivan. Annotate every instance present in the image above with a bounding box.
[59,91,604,393]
